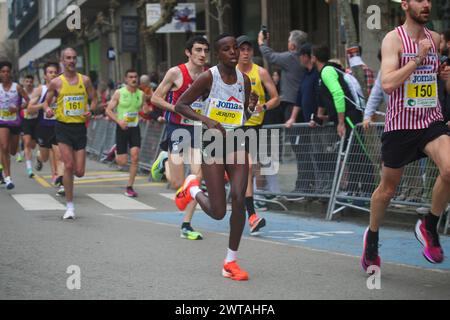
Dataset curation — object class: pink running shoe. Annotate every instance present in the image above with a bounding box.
[125,186,138,198]
[415,219,444,264]
[361,227,381,273]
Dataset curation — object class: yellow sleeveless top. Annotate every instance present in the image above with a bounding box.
[56,73,88,124]
[243,63,266,126]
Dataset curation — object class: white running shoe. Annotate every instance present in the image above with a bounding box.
[62,209,75,220]
[56,185,65,196]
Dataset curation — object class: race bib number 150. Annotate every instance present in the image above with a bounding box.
[405,73,437,108]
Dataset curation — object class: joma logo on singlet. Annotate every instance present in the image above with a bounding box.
[216,101,242,110]
[411,74,436,83]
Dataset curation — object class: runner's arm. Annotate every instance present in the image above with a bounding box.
[175,71,211,123]
[151,68,179,113]
[27,86,43,113]
[381,31,419,94]
[84,77,98,112]
[140,90,150,114]
[105,90,121,124]
[243,74,258,121]
[42,78,61,117]
[16,84,30,109]
[259,67,280,110]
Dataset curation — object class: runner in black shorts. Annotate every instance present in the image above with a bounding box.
[174,34,258,281]
[43,48,98,220]
[21,74,37,178]
[106,69,147,197]
[362,0,450,272]
[151,36,210,240]
[28,62,64,190]
[237,35,280,234]
[381,121,450,169]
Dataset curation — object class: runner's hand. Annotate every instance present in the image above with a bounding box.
[417,39,432,61]
[249,92,259,112]
[83,111,92,118]
[118,120,128,131]
[205,118,226,136]
[45,108,54,119]
[157,116,166,124]
[254,104,264,113]
[8,105,18,113]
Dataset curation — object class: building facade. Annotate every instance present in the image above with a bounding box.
[6,0,450,87]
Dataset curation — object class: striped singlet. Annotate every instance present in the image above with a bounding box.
[385,26,443,132]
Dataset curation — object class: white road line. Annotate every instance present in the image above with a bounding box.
[87,194,155,210]
[160,193,175,200]
[12,194,66,211]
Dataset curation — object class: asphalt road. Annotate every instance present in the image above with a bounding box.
[1,157,449,300]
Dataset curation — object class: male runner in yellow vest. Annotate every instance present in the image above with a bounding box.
[236,35,280,234]
[43,48,98,220]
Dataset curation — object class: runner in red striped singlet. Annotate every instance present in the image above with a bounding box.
[362,0,450,272]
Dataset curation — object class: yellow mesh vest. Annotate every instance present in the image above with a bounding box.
[56,73,88,124]
[244,64,267,126]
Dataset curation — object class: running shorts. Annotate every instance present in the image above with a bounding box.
[381,121,450,169]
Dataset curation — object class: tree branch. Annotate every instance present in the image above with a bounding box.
[140,0,178,37]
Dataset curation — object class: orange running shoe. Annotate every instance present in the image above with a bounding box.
[222,260,249,281]
[248,213,266,234]
[175,175,200,211]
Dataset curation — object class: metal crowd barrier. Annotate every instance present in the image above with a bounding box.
[138,120,166,171]
[86,118,112,159]
[255,123,345,204]
[326,123,450,234]
[86,117,166,169]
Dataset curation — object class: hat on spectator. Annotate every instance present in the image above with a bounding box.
[237,35,253,48]
[299,43,312,56]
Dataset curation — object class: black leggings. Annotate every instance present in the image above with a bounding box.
[195,151,249,251]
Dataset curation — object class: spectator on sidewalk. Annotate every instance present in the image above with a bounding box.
[285,43,320,193]
[312,44,375,197]
[363,50,387,130]
[347,46,375,98]
[258,29,307,123]
[139,74,164,123]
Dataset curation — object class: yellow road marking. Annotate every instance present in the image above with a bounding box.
[74,177,145,185]
[43,171,126,179]
[75,182,167,188]
[33,174,51,188]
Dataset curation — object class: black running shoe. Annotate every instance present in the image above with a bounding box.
[35,159,43,171]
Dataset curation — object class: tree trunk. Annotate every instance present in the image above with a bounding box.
[210,0,230,34]
[137,0,177,74]
[144,35,159,72]
[83,39,90,75]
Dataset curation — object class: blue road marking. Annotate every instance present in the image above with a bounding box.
[131,210,450,271]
